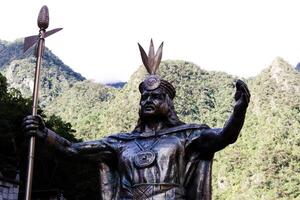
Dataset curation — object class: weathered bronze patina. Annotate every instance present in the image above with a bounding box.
[23,40,250,200]
[23,5,62,200]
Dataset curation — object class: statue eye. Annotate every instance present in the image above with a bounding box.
[153,94,163,100]
[141,94,149,101]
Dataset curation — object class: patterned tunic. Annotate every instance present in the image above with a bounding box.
[71,124,224,200]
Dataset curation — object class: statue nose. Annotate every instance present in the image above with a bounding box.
[146,96,152,102]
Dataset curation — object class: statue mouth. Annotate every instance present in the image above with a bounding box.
[144,104,155,112]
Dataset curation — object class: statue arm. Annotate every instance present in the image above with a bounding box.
[189,80,250,152]
[218,80,250,145]
[42,128,77,156]
[40,128,114,160]
[23,115,115,160]
[217,100,247,145]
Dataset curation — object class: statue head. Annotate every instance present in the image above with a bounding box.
[139,87,168,119]
[134,40,184,132]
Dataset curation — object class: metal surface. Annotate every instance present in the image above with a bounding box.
[22,40,250,199]
[24,28,62,53]
[24,5,62,200]
[25,29,45,200]
[37,6,49,29]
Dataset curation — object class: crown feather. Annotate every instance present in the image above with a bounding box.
[148,39,155,73]
[138,43,151,74]
[154,42,163,74]
[138,40,164,75]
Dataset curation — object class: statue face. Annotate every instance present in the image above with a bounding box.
[140,88,168,118]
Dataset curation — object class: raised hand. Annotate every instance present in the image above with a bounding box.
[234,79,251,112]
[22,115,47,139]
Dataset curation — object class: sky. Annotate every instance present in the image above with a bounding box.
[1,0,300,83]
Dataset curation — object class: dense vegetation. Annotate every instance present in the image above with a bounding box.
[46,80,117,139]
[212,57,300,199]
[0,39,299,199]
[0,70,79,160]
[46,60,236,140]
[0,40,85,106]
[45,58,300,199]
[0,72,87,199]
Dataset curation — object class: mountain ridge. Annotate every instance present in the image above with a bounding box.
[0,40,299,199]
[0,40,85,105]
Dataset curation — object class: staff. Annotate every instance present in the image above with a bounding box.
[24,6,62,200]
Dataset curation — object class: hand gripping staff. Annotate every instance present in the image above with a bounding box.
[23,6,62,200]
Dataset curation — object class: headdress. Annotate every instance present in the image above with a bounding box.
[138,40,176,99]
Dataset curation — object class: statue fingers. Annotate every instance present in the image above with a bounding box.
[22,115,46,138]
[242,93,250,105]
[23,115,36,122]
[23,118,40,127]
[22,118,39,128]
[235,79,245,89]
[23,115,45,129]
[240,84,251,101]
[236,80,250,99]
[22,123,39,138]
[234,91,242,101]
[23,122,39,131]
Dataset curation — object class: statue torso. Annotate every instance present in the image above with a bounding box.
[116,132,186,199]
[100,124,213,200]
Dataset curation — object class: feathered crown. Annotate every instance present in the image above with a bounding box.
[138,40,176,99]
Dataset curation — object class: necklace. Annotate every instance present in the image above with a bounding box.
[133,137,160,168]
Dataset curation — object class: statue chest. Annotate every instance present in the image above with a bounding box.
[117,134,186,185]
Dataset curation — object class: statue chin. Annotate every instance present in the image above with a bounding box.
[142,110,156,116]
[141,106,157,116]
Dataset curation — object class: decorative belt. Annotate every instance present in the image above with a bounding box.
[132,183,179,200]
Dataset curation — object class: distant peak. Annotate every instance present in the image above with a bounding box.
[268,57,293,74]
[263,57,299,85]
[270,57,290,68]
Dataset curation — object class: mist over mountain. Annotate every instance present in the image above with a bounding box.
[0,40,299,199]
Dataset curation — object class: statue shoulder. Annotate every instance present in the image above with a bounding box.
[106,132,137,141]
[102,124,212,141]
[183,123,212,138]
[179,123,211,131]
[189,123,210,130]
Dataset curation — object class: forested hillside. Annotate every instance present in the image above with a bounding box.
[44,58,300,199]
[45,80,117,139]
[0,73,86,199]
[0,40,85,106]
[45,60,236,139]
[44,58,300,200]
[0,38,299,199]
[212,57,300,199]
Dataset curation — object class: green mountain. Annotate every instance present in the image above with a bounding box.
[0,73,88,200]
[45,58,300,199]
[212,57,300,199]
[0,38,299,199]
[45,80,118,139]
[45,60,237,140]
[0,40,85,106]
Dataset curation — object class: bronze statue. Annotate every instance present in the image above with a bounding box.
[23,6,62,200]
[23,40,250,200]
